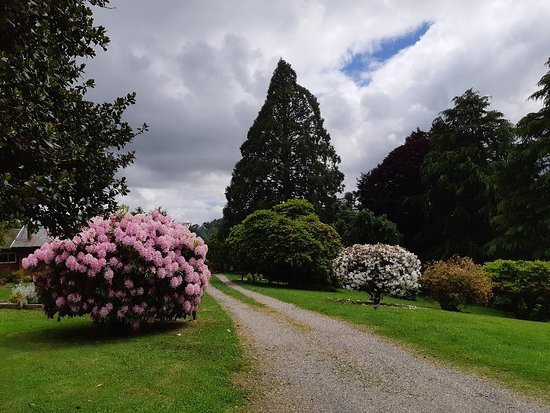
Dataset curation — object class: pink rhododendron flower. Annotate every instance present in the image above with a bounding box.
[23,210,210,329]
[170,276,183,288]
[104,268,114,282]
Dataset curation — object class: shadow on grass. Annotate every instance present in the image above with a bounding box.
[3,317,194,350]
[230,277,338,292]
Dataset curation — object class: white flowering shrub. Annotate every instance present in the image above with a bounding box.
[333,244,421,305]
[9,283,40,304]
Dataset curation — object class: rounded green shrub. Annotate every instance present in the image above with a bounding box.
[483,260,550,320]
[227,199,342,288]
[420,256,492,311]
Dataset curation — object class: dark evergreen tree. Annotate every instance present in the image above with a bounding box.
[356,129,429,252]
[223,59,344,232]
[332,208,402,247]
[420,89,513,261]
[0,0,146,237]
[488,58,550,259]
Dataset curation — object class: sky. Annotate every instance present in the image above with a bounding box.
[84,0,550,225]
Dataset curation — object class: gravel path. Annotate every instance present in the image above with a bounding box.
[209,274,549,413]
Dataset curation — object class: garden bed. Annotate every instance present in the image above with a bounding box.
[0,302,43,310]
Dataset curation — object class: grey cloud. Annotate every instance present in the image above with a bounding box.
[83,0,550,224]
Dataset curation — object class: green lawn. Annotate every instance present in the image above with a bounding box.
[222,273,550,403]
[209,275,266,309]
[0,283,14,301]
[0,293,246,413]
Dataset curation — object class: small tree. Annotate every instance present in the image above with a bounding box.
[226,199,342,288]
[420,256,492,311]
[333,244,421,306]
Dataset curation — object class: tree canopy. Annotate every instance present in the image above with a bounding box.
[332,208,402,247]
[223,59,344,232]
[488,58,550,260]
[0,0,146,237]
[226,199,342,288]
[357,129,429,252]
[420,89,513,261]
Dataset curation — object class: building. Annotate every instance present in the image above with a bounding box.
[0,227,51,273]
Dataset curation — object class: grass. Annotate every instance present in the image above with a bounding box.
[0,283,14,301]
[209,275,266,309]
[0,293,247,413]
[222,273,550,403]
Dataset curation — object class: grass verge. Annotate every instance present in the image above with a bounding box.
[0,293,246,413]
[209,275,266,309]
[0,283,14,301]
[223,273,550,403]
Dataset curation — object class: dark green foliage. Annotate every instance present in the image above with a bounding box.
[420,89,513,260]
[190,218,231,272]
[190,218,224,241]
[272,198,315,219]
[0,0,146,238]
[226,199,342,288]
[488,58,550,260]
[357,129,429,252]
[484,260,550,321]
[223,60,344,233]
[332,208,402,246]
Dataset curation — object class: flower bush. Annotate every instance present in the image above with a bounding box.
[333,244,421,306]
[9,283,40,304]
[420,256,492,311]
[23,210,211,329]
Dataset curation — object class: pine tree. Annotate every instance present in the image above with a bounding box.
[489,58,550,259]
[420,89,513,260]
[223,59,344,230]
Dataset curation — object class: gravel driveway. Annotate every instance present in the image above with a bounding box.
[208,274,549,413]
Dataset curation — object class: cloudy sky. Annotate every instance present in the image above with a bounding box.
[84,0,550,225]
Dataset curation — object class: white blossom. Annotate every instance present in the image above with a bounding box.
[333,244,421,303]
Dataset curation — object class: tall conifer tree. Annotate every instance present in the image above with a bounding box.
[223,59,344,230]
[420,89,513,260]
[489,58,550,259]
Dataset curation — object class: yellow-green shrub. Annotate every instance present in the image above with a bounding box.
[420,256,492,311]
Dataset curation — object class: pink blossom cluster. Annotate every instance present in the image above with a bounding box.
[23,210,211,329]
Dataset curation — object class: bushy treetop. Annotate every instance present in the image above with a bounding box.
[226,199,342,288]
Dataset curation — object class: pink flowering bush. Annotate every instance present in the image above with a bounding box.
[23,210,211,329]
[333,244,421,306]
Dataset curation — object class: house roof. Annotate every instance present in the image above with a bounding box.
[9,227,52,249]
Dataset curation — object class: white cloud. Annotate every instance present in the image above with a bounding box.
[85,0,550,224]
